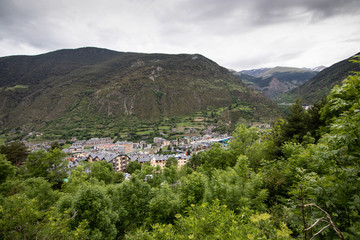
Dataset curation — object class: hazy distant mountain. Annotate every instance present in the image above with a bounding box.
[311,66,327,72]
[239,68,271,78]
[284,53,360,104]
[233,67,318,98]
[0,47,280,136]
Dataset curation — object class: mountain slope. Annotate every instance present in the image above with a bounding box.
[234,67,318,98]
[286,53,360,104]
[0,47,280,137]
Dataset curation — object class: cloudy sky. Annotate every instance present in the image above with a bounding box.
[0,0,359,70]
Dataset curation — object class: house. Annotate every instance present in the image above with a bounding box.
[174,153,190,168]
[149,154,190,169]
[68,145,84,153]
[129,154,151,164]
[150,155,168,169]
[153,137,170,147]
[84,138,113,148]
[115,141,134,154]
[87,151,130,172]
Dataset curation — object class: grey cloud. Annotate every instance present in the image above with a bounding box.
[163,0,360,25]
[0,0,359,69]
[251,0,360,24]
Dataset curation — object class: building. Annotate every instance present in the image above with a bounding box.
[84,138,113,148]
[153,137,170,147]
[115,141,134,154]
[150,155,168,169]
[87,151,130,172]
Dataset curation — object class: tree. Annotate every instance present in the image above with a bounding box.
[89,160,115,184]
[163,165,178,184]
[283,98,310,143]
[0,141,29,167]
[113,172,125,184]
[127,201,293,239]
[50,141,63,150]
[0,195,43,239]
[186,152,203,170]
[204,155,268,213]
[149,183,181,224]
[126,161,141,174]
[230,124,272,171]
[165,156,178,168]
[24,149,68,183]
[23,177,61,210]
[107,176,153,236]
[200,143,235,171]
[276,59,360,238]
[307,98,326,140]
[62,164,90,193]
[59,184,118,240]
[0,154,16,184]
[178,171,208,208]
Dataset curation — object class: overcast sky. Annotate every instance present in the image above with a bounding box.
[0,0,359,70]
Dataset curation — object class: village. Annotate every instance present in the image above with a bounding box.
[22,132,232,178]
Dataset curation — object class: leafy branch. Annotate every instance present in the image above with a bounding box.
[303,203,343,240]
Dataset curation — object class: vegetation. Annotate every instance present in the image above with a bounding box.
[0,47,279,141]
[0,57,359,239]
[281,52,360,105]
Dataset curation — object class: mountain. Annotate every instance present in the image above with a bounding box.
[312,66,327,72]
[239,68,271,78]
[0,47,280,138]
[284,53,360,104]
[233,67,318,98]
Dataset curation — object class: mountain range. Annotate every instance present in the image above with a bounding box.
[0,47,280,139]
[232,67,320,98]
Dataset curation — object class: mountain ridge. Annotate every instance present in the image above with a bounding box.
[283,52,360,104]
[233,66,318,98]
[0,47,280,138]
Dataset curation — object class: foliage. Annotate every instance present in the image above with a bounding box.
[165,156,178,168]
[0,154,16,184]
[126,161,142,174]
[198,143,235,171]
[0,195,42,239]
[281,98,310,143]
[163,165,179,184]
[0,141,29,167]
[178,171,208,208]
[107,176,153,236]
[126,201,293,239]
[50,141,63,150]
[23,148,68,183]
[22,177,61,210]
[89,161,115,184]
[149,183,181,224]
[230,124,273,171]
[204,155,268,213]
[60,184,118,240]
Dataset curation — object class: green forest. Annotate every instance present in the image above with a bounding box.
[0,58,359,239]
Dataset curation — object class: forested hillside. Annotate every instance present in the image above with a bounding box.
[0,57,359,239]
[283,52,360,104]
